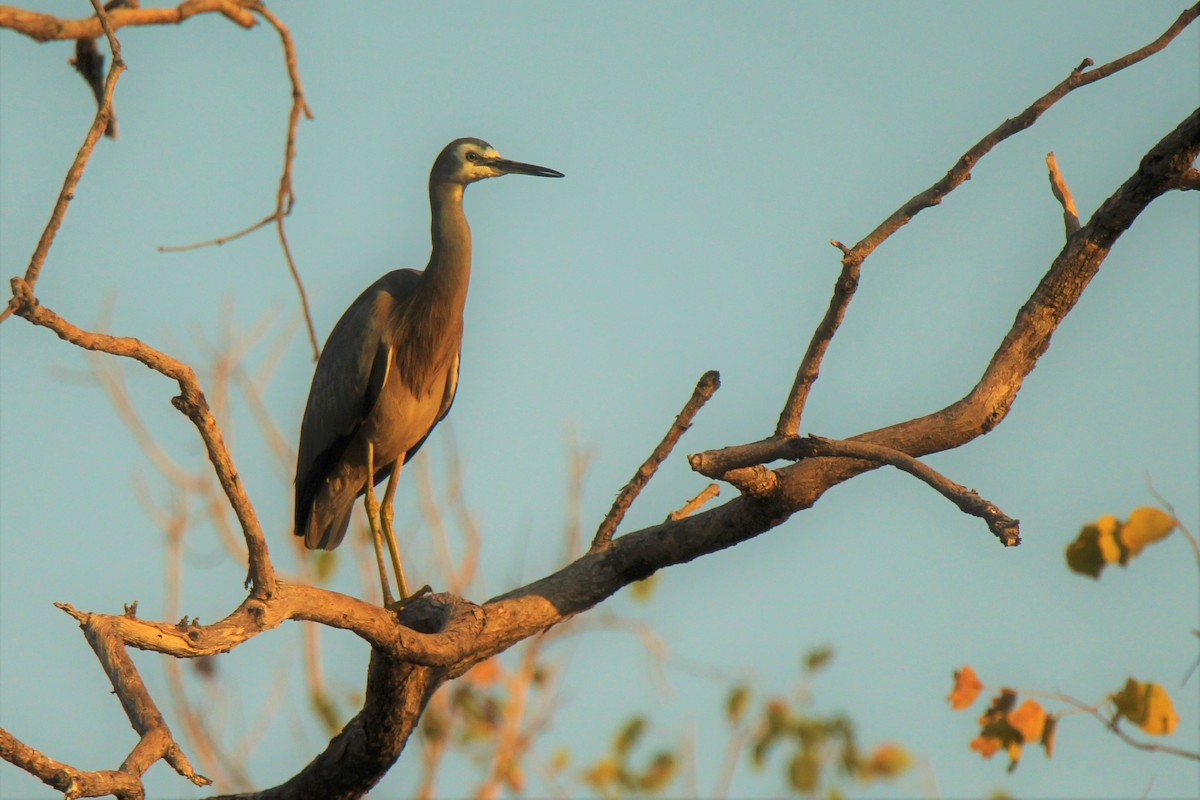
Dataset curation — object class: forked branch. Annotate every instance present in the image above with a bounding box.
[773,2,1200,436]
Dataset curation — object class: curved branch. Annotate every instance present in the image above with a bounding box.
[0,0,256,41]
[6,279,278,598]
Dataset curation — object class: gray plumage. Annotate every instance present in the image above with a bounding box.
[295,138,563,556]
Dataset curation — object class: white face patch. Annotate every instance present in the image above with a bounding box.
[455,144,505,182]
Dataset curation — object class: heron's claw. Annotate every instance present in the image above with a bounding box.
[385,584,433,612]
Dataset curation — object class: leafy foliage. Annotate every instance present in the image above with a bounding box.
[1065,506,1176,578]
[737,647,911,795]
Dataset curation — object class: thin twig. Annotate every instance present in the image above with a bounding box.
[666,484,720,522]
[591,370,720,549]
[155,2,320,360]
[773,2,1200,436]
[1052,692,1200,761]
[1046,152,1081,236]
[0,1,124,325]
[805,436,1020,546]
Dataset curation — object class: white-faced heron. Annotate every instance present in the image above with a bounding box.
[295,138,563,605]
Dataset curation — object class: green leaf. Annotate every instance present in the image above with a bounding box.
[615,715,647,757]
[788,750,821,793]
[727,684,751,726]
[804,646,835,674]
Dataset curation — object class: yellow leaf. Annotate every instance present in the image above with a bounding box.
[548,747,571,774]
[1113,678,1179,736]
[1092,515,1122,563]
[866,742,912,778]
[615,716,647,757]
[638,751,678,792]
[1007,699,1047,742]
[1120,507,1175,558]
[726,684,751,725]
[788,750,820,793]
[949,665,984,710]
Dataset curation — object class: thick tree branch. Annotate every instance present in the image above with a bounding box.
[0,728,145,800]
[773,2,1199,437]
[228,56,1200,800]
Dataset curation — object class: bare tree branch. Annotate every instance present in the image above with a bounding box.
[592,371,720,550]
[6,279,278,598]
[802,436,1020,546]
[0,0,123,324]
[2,5,1196,798]
[1046,152,1082,236]
[773,1,1200,437]
[0,0,257,41]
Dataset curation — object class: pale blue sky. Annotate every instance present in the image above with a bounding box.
[2,2,1197,798]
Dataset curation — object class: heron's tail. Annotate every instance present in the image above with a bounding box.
[301,494,355,551]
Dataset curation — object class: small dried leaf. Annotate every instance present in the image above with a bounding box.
[949,665,984,710]
[970,735,1003,759]
[1120,507,1176,558]
[638,751,678,792]
[726,684,751,725]
[582,757,620,790]
[804,645,834,674]
[615,716,647,757]
[787,750,820,793]
[865,742,911,779]
[1113,678,1179,736]
[1007,699,1047,743]
[1040,714,1058,758]
[1065,525,1106,578]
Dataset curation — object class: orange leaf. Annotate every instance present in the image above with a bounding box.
[1007,699,1047,742]
[970,735,1002,758]
[949,665,984,710]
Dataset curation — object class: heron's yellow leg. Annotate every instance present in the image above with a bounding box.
[364,442,395,607]
[380,460,411,600]
[380,461,433,609]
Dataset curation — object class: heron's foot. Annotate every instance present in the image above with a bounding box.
[384,584,433,612]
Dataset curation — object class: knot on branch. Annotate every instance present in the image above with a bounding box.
[8,277,37,312]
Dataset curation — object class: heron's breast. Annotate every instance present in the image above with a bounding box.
[360,370,447,465]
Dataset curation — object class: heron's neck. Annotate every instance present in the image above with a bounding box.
[425,181,472,315]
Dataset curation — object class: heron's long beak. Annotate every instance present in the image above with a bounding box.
[493,158,564,178]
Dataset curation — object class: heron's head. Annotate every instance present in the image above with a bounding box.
[432,138,564,187]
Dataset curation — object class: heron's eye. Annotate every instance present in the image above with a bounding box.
[465,151,478,163]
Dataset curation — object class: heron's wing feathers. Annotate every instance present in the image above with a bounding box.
[294,270,421,538]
